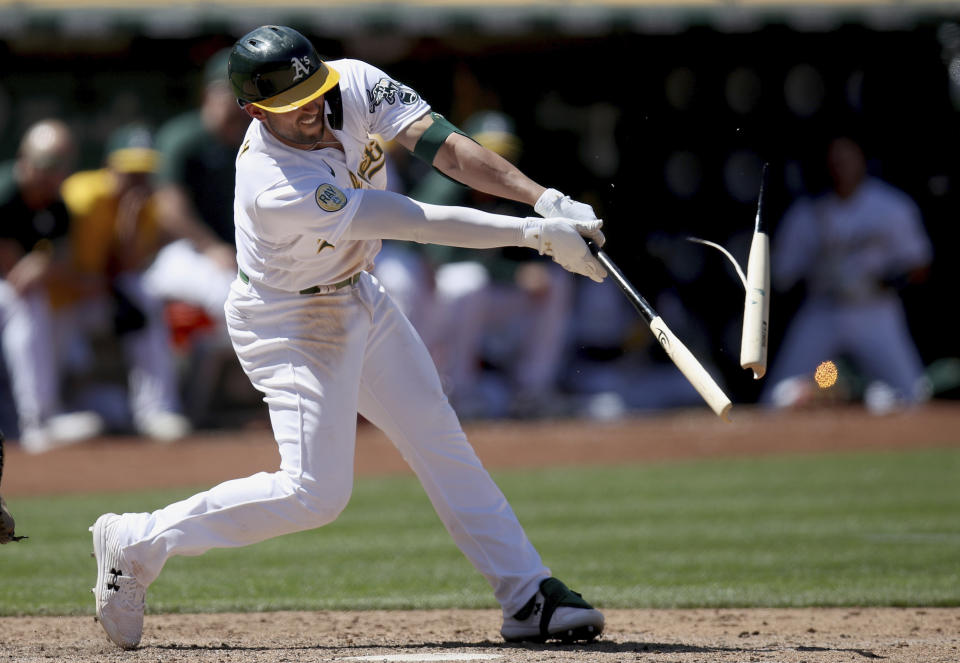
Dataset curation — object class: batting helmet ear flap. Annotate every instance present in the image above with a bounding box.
[325,83,343,130]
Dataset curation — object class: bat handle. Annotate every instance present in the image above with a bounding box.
[586,241,657,322]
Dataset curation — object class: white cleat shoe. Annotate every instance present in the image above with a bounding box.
[20,411,104,454]
[134,411,192,443]
[90,513,145,649]
[501,577,604,643]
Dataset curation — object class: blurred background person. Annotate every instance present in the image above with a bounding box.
[55,124,191,441]
[0,119,104,452]
[761,133,933,413]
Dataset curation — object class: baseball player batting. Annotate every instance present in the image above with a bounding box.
[91,25,606,650]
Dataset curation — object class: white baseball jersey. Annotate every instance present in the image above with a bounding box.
[773,177,932,300]
[233,58,431,292]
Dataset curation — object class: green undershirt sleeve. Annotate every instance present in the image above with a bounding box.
[412,112,469,165]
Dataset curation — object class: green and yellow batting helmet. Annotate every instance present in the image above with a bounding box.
[228,25,340,113]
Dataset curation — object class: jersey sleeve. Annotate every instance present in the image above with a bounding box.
[886,189,932,272]
[344,59,431,141]
[251,173,365,251]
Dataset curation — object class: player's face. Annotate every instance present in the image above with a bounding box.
[260,99,326,148]
[827,137,866,199]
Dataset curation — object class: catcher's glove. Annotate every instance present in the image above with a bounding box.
[0,431,26,543]
[0,495,23,543]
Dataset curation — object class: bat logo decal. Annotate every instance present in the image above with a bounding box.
[656,328,670,352]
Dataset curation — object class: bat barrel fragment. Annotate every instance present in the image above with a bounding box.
[740,231,770,379]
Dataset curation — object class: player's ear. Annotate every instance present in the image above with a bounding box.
[243,104,266,121]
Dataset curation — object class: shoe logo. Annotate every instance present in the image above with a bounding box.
[107,568,122,592]
[532,600,542,617]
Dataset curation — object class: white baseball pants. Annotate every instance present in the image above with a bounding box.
[762,294,928,404]
[119,272,548,615]
[0,282,60,432]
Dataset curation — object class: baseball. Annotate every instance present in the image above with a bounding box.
[814,360,838,389]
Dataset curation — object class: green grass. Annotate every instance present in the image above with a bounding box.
[1,447,958,616]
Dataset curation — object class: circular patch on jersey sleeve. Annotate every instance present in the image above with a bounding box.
[315,183,348,212]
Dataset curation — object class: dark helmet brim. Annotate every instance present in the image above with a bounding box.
[251,62,340,113]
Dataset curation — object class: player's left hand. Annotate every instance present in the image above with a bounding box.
[522,217,607,283]
[534,188,605,247]
[1,495,18,544]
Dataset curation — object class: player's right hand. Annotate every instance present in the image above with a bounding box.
[522,218,607,283]
[534,188,605,247]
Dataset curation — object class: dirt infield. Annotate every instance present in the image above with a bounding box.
[2,607,959,662]
[3,402,960,662]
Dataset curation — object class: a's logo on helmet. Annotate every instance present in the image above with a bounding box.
[291,56,312,82]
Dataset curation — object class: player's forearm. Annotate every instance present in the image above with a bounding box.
[154,186,225,252]
[432,133,546,208]
[343,189,528,248]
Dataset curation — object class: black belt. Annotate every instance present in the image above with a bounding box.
[238,269,361,295]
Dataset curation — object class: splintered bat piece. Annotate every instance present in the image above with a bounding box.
[689,162,771,379]
[740,164,771,379]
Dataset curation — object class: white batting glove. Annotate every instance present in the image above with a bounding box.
[534,188,606,247]
[521,218,607,283]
